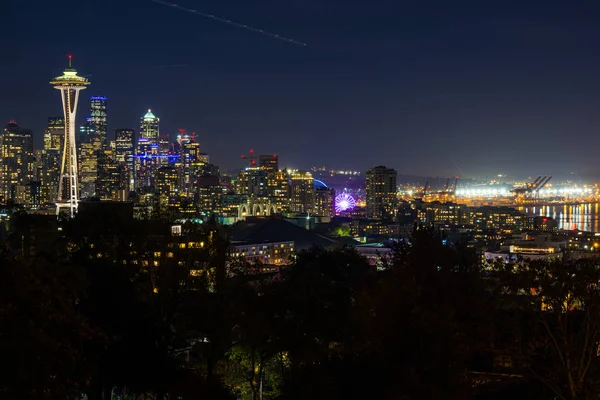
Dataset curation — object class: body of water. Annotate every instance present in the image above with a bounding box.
[518,202,600,232]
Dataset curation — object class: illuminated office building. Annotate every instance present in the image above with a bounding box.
[315,187,335,218]
[136,109,160,188]
[40,149,60,204]
[159,134,170,157]
[89,96,107,148]
[115,130,134,160]
[198,153,210,164]
[365,166,397,219]
[41,118,64,204]
[15,181,42,210]
[290,170,315,214]
[50,56,90,217]
[0,121,34,204]
[176,131,203,198]
[44,117,64,151]
[79,117,95,143]
[96,149,121,201]
[139,109,159,147]
[78,141,97,198]
[155,166,179,198]
[248,168,268,198]
[115,128,135,192]
[197,174,221,213]
[267,170,289,212]
[78,97,107,197]
[32,149,43,182]
[259,154,278,172]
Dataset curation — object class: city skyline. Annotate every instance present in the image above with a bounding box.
[4,0,600,177]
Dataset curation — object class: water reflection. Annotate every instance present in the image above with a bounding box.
[518,202,600,232]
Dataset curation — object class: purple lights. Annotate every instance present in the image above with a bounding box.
[335,193,356,213]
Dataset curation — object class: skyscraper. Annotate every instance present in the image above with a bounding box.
[115,128,135,192]
[365,166,397,219]
[50,56,90,217]
[290,170,315,214]
[259,154,278,172]
[41,117,64,205]
[139,109,159,147]
[247,168,268,198]
[0,121,34,204]
[90,96,107,148]
[44,117,64,151]
[78,97,107,197]
[79,117,95,143]
[96,149,121,201]
[155,166,179,198]
[136,109,160,188]
[79,141,97,198]
[267,170,289,212]
[315,187,335,218]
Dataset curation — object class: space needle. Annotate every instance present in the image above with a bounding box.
[50,55,90,217]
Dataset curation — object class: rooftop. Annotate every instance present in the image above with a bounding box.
[143,109,158,121]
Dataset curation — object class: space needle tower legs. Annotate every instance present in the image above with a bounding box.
[50,55,90,217]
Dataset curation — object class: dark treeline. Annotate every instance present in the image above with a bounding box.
[2,215,600,400]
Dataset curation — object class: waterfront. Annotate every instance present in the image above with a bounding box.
[518,202,600,233]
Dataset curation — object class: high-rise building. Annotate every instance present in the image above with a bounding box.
[155,166,179,198]
[96,149,121,201]
[290,170,315,214]
[247,168,268,198]
[365,166,397,219]
[44,117,64,151]
[197,174,221,214]
[79,141,97,198]
[41,118,64,205]
[136,109,160,188]
[315,187,335,218]
[175,131,203,198]
[259,154,278,172]
[78,97,107,197]
[40,149,60,205]
[89,96,107,148]
[0,121,34,204]
[115,129,135,192]
[267,170,289,212]
[139,109,160,147]
[79,117,95,143]
[50,56,90,217]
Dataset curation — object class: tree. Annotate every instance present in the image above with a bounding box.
[0,255,97,399]
[492,258,600,400]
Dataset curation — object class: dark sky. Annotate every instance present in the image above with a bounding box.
[3,0,600,179]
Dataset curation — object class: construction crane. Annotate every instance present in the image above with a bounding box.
[512,175,546,195]
[529,176,542,189]
[241,149,257,167]
[537,176,552,191]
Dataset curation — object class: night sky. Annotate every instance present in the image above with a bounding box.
[3,0,600,179]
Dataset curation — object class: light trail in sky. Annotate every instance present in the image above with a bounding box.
[149,0,307,47]
[152,64,191,68]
